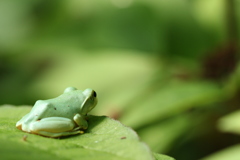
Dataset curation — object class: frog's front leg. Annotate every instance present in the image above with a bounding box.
[29,117,81,138]
[74,114,88,130]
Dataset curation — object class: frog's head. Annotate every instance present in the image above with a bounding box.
[80,88,98,115]
[64,87,97,115]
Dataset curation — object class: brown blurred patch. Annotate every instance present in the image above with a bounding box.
[202,42,238,81]
[108,107,122,120]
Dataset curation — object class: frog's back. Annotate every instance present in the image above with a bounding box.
[32,91,84,119]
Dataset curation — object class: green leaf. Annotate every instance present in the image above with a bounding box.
[0,105,174,160]
[218,110,240,135]
[120,82,224,128]
[0,139,62,160]
[202,144,240,160]
[153,152,175,160]
[138,115,190,153]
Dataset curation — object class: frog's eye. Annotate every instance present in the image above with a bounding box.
[93,91,97,98]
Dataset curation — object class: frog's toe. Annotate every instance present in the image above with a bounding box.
[73,126,81,131]
[16,120,24,130]
[16,123,22,130]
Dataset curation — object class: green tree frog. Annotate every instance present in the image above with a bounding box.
[16,87,97,138]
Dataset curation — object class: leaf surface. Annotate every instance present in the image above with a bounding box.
[0,105,173,160]
[153,152,175,160]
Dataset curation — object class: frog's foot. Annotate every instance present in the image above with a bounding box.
[29,117,80,137]
[16,122,22,130]
[16,113,30,130]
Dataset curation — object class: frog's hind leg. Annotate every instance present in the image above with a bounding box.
[37,130,83,138]
[29,117,82,138]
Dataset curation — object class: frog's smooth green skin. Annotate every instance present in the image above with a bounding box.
[16,87,97,138]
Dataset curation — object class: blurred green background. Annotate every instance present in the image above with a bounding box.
[1,0,240,159]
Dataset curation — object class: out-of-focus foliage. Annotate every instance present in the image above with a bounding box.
[200,109,240,159]
[218,109,240,135]
[0,0,240,159]
[202,144,240,160]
